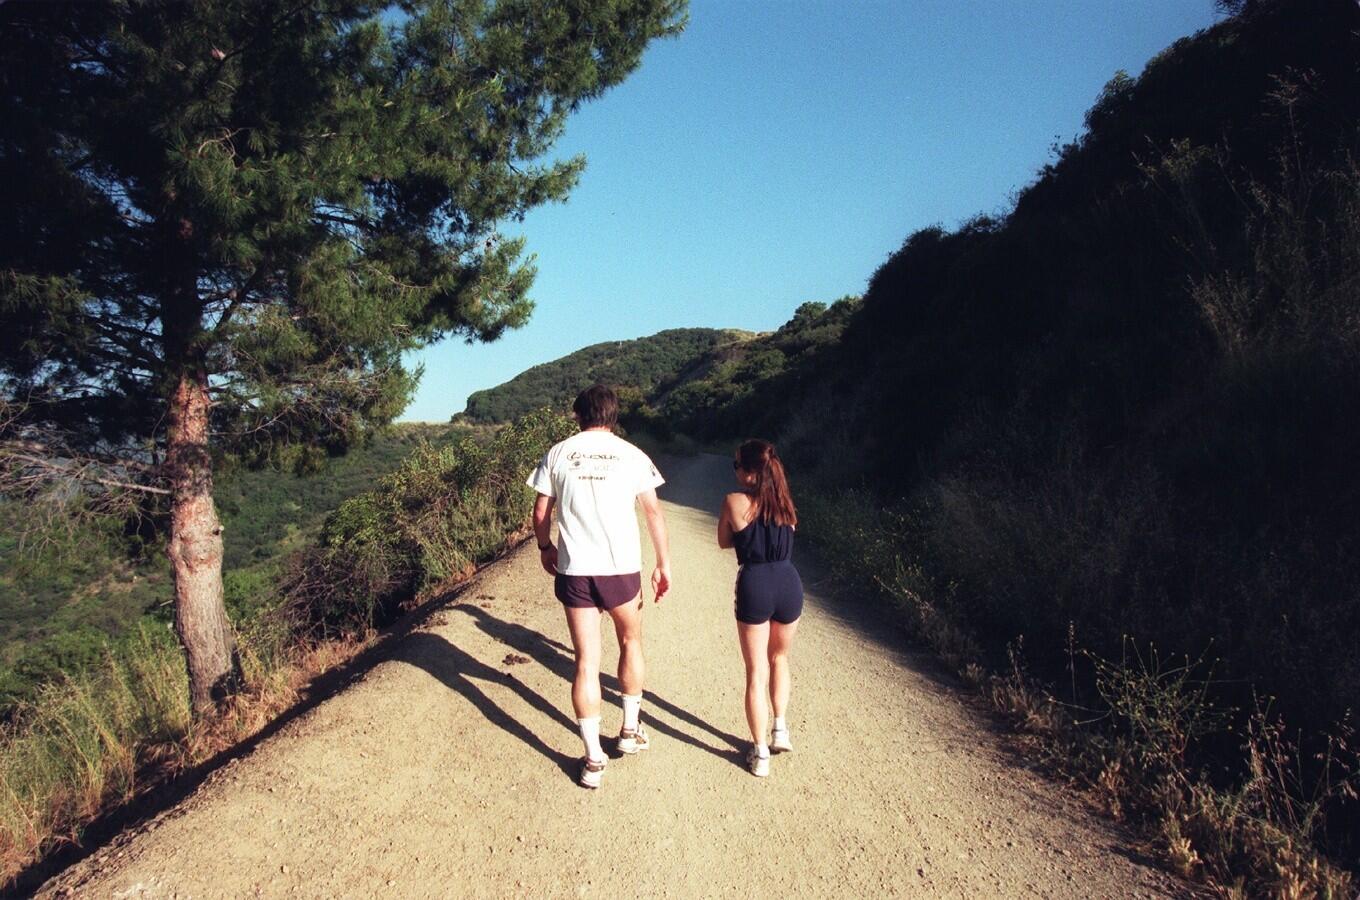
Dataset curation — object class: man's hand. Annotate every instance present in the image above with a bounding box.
[532,493,556,577]
[539,544,558,576]
[638,489,671,603]
[650,564,671,602]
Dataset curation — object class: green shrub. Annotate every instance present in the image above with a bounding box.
[283,409,575,635]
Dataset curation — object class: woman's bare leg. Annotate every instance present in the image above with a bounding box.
[768,618,799,721]
[737,621,771,744]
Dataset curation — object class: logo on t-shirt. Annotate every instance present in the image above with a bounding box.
[567,450,621,481]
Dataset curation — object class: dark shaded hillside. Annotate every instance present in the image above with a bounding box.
[459,327,753,423]
[825,0,1360,730]
[651,0,1360,883]
[713,0,1360,731]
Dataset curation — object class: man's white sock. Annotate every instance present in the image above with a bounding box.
[773,716,787,733]
[621,694,643,732]
[579,716,604,761]
[754,743,770,758]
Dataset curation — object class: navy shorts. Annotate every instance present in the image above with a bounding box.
[555,572,642,610]
[734,562,804,625]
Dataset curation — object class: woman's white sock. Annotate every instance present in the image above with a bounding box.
[578,716,604,761]
[621,694,643,731]
[773,716,787,733]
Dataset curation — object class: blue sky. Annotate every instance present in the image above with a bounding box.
[400,0,1222,422]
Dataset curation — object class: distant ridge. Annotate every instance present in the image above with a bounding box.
[458,327,755,423]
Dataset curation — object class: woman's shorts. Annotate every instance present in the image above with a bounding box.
[555,572,642,611]
[734,562,803,625]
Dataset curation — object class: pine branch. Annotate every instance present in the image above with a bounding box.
[85,318,163,369]
[314,211,376,232]
[0,448,171,496]
[3,439,159,474]
[209,261,271,334]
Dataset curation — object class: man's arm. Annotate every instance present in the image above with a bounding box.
[638,488,671,602]
[532,493,558,576]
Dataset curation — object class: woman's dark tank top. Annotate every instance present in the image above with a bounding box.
[731,514,794,565]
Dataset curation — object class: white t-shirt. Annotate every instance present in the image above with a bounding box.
[526,430,665,576]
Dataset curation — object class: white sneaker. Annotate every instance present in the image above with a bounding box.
[579,756,606,789]
[747,746,770,777]
[771,727,793,753]
[617,724,650,754]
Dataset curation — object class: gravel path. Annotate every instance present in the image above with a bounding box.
[37,453,1184,899]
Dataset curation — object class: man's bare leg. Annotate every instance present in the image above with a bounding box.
[564,605,606,767]
[608,595,648,750]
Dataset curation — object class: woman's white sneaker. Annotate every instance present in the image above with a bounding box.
[747,746,770,777]
[770,727,793,753]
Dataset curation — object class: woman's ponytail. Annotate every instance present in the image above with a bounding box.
[736,439,798,528]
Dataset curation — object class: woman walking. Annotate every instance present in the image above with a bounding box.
[717,439,803,777]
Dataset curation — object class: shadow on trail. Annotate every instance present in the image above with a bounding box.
[392,631,577,780]
[453,604,746,767]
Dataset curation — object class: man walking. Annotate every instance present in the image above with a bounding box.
[528,384,672,788]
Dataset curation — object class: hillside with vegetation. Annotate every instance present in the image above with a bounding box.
[459,327,754,423]
[619,299,859,438]
[0,423,468,712]
[0,411,573,886]
[628,0,1360,892]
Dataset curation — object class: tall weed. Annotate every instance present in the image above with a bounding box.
[0,624,188,879]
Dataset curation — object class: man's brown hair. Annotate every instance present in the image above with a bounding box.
[572,383,618,429]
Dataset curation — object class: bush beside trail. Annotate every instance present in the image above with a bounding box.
[280,409,576,637]
[795,482,1359,897]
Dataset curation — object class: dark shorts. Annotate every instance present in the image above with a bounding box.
[555,572,642,611]
[734,561,804,625]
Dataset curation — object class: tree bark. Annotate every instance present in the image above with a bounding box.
[165,366,237,714]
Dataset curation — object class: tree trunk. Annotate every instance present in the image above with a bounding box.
[165,367,237,715]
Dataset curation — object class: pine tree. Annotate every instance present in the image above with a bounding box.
[0,0,685,714]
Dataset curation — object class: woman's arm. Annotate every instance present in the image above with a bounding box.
[717,497,734,549]
[717,492,750,549]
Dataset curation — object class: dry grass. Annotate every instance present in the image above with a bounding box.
[0,620,375,889]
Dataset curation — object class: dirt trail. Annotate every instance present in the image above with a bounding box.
[38,454,1183,899]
